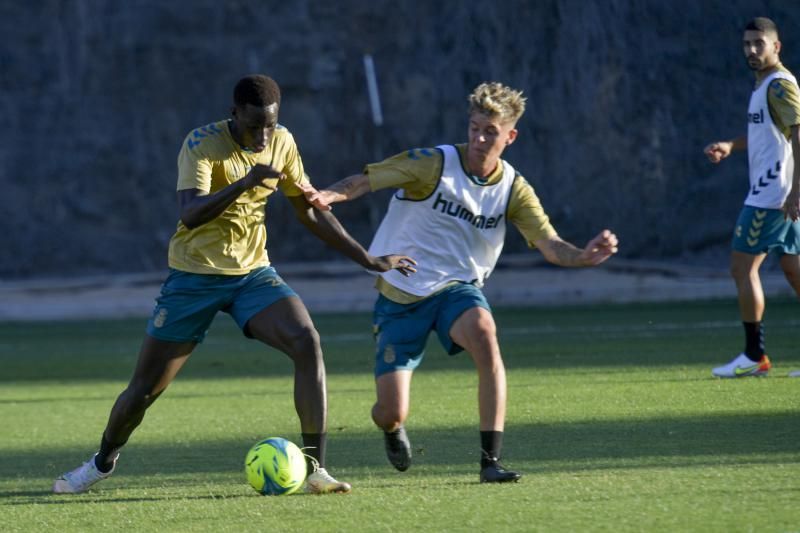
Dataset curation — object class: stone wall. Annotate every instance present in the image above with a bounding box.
[3,0,799,278]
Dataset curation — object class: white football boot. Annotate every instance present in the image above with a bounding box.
[304,457,351,494]
[711,353,771,378]
[53,453,117,494]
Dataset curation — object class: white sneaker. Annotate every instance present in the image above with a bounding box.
[789,370,800,378]
[304,467,351,494]
[53,453,117,494]
[711,353,771,378]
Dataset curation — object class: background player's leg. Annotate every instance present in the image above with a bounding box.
[779,253,800,296]
[780,254,800,377]
[713,251,772,378]
[731,250,767,323]
[731,250,768,362]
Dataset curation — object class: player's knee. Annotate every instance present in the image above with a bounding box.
[475,322,497,346]
[284,324,322,362]
[372,402,404,431]
[730,262,757,282]
[463,321,498,357]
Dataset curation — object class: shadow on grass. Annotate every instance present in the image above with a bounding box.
[2,490,254,505]
[2,410,797,502]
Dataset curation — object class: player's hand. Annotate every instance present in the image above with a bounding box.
[244,164,285,190]
[578,229,618,266]
[703,141,732,163]
[782,189,800,221]
[299,182,336,211]
[369,255,418,276]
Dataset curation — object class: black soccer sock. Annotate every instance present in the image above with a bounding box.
[743,321,765,361]
[480,431,503,467]
[95,433,126,473]
[301,432,327,472]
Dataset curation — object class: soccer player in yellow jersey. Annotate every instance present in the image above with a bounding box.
[303,82,619,482]
[704,18,800,378]
[53,75,415,494]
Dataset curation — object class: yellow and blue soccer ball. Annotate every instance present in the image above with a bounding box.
[245,437,307,496]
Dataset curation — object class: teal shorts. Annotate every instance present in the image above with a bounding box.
[145,267,297,343]
[732,206,800,255]
[372,282,491,377]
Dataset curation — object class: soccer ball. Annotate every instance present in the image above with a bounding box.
[245,437,307,496]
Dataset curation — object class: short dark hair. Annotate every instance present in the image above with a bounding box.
[233,75,281,108]
[744,17,779,39]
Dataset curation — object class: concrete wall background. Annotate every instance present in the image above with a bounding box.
[3,0,799,279]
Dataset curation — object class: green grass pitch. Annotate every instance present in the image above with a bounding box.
[1,299,798,532]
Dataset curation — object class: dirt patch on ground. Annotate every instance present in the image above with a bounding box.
[0,259,794,321]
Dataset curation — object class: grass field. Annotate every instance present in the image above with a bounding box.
[1,298,799,532]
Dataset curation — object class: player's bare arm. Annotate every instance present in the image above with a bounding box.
[703,136,748,163]
[300,174,371,211]
[287,195,417,276]
[535,230,619,267]
[178,164,285,229]
[781,125,800,221]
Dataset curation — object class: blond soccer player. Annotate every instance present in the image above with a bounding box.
[303,82,618,482]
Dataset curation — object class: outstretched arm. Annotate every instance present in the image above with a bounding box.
[300,173,371,211]
[287,194,416,275]
[535,230,619,267]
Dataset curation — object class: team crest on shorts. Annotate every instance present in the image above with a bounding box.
[735,225,742,237]
[265,277,284,287]
[153,307,168,328]
[383,345,396,364]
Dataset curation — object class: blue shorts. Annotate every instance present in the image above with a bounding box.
[732,206,800,255]
[372,282,491,377]
[145,267,298,343]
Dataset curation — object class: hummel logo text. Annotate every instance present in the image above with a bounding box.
[432,192,503,230]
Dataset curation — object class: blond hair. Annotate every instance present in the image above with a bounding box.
[468,82,526,124]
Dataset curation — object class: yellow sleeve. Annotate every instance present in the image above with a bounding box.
[768,78,800,136]
[508,174,557,248]
[365,148,442,199]
[176,137,213,192]
[276,130,306,197]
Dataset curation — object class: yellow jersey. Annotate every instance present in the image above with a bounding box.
[168,120,306,275]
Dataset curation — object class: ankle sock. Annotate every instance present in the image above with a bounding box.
[301,432,327,472]
[743,321,765,361]
[480,430,503,467]
[95,434,125,473]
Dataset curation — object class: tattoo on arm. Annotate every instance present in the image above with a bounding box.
[331,176,356,194]
[548,239,583,267]
[329,174,370,200]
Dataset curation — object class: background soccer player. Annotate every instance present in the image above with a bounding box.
[53,74,415,494]
[704,17,800,378]
[302,81,618,482]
